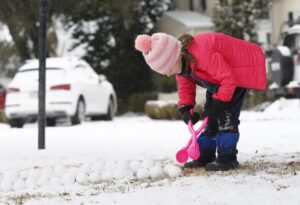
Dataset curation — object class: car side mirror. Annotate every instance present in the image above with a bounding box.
[99,74,107,83]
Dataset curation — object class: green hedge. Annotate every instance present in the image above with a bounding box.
[129,92,158,113]
[145,100,204,120]
[0,112,7,123]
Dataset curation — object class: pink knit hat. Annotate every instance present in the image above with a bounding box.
[135,33,181,75]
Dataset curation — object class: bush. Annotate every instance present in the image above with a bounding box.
[145,100,204,120]
[129,92,157,113]
[242,89,275,110]
[158,75,177,93]
[0,112,7,123]
[144,101,170,119]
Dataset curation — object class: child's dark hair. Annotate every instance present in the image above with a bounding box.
[178,34,195,64]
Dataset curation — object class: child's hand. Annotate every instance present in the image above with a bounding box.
[178,105,200,125]
[204,99,228,126]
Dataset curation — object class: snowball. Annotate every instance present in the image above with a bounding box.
[124,170,134,179]
[49,177,62,186]
[13,179,26,191]
[76,173,89,185]
[89,173,101,184]
[1,179,13,192]
[41,167,54,177]
[19,170,29,180]
[113,170,126,180]
[80,164,93,175]
[62,173,76,185]
[116,160,130,170]
[142,159,155,169]
[101,171,113,181]
[68,167,80,176]
[150,165,164,179]
[54,165,67,177]
[163,164,174,174]
[92,161,104,173]
[167,166,182,178]
[25,178,36,189]
[104,161,116,172]
[37,176,49,187]
[129,160,142,173]
[137,168,150,179]
[28,169,41,180]
[5,171,19,182]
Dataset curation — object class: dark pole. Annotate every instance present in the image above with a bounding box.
[38,0,47,149]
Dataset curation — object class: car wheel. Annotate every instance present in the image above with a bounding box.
[46,118,56,127]
[104,98,114,121]
[71,99,85,125]
[8,118,24,128]
[90,115,102,121]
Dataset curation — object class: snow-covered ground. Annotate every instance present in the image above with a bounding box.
[0,98,300,205]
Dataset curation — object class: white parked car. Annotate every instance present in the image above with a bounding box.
[5,57,117,128]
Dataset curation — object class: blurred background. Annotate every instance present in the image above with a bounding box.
[0,0,299,126]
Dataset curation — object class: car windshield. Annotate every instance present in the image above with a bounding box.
[14,68,65,82]
[283,33,300,53]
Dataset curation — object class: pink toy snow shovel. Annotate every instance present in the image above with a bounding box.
[176,111,208,163]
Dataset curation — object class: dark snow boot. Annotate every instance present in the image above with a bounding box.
[205,132,239,171]
[205,156,239,171]
[184,150,216,168]
[184,135,216,169]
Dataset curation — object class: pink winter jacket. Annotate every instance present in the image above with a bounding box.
[176,33,266,106]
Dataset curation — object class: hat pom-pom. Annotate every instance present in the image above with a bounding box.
[135,34,151,53]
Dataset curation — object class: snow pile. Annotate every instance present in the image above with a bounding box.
[263,98,300,118]
[0,160,182,192]
[145,100,177,108]
[242,98,300,121]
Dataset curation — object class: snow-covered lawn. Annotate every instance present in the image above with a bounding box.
[0,98,300,205]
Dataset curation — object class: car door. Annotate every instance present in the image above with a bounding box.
[84,65,109,114]
[72,64,95,114]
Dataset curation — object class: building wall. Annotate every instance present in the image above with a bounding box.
[174,0,189,10]
[157,14,212,38]
[173,0,219,15]
[160,0,216,37]
[202,0,219,17]
[157,15,185,37]
[271,0,300,44]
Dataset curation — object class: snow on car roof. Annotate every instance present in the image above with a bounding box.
[19,57,84,71]
[285,24,300,34]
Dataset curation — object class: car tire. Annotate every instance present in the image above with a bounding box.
[104,98,114,121]
[46,118,56,127]
[8,118,24,128]
[71,98,85,125]
[90,115,102,121]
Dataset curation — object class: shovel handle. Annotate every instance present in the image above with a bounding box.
[188,108,208,136]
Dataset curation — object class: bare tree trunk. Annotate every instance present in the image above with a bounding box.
[7,23,31,61]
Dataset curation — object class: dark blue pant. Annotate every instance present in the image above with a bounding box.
[198,87,247,162]
[204,87,247,134]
